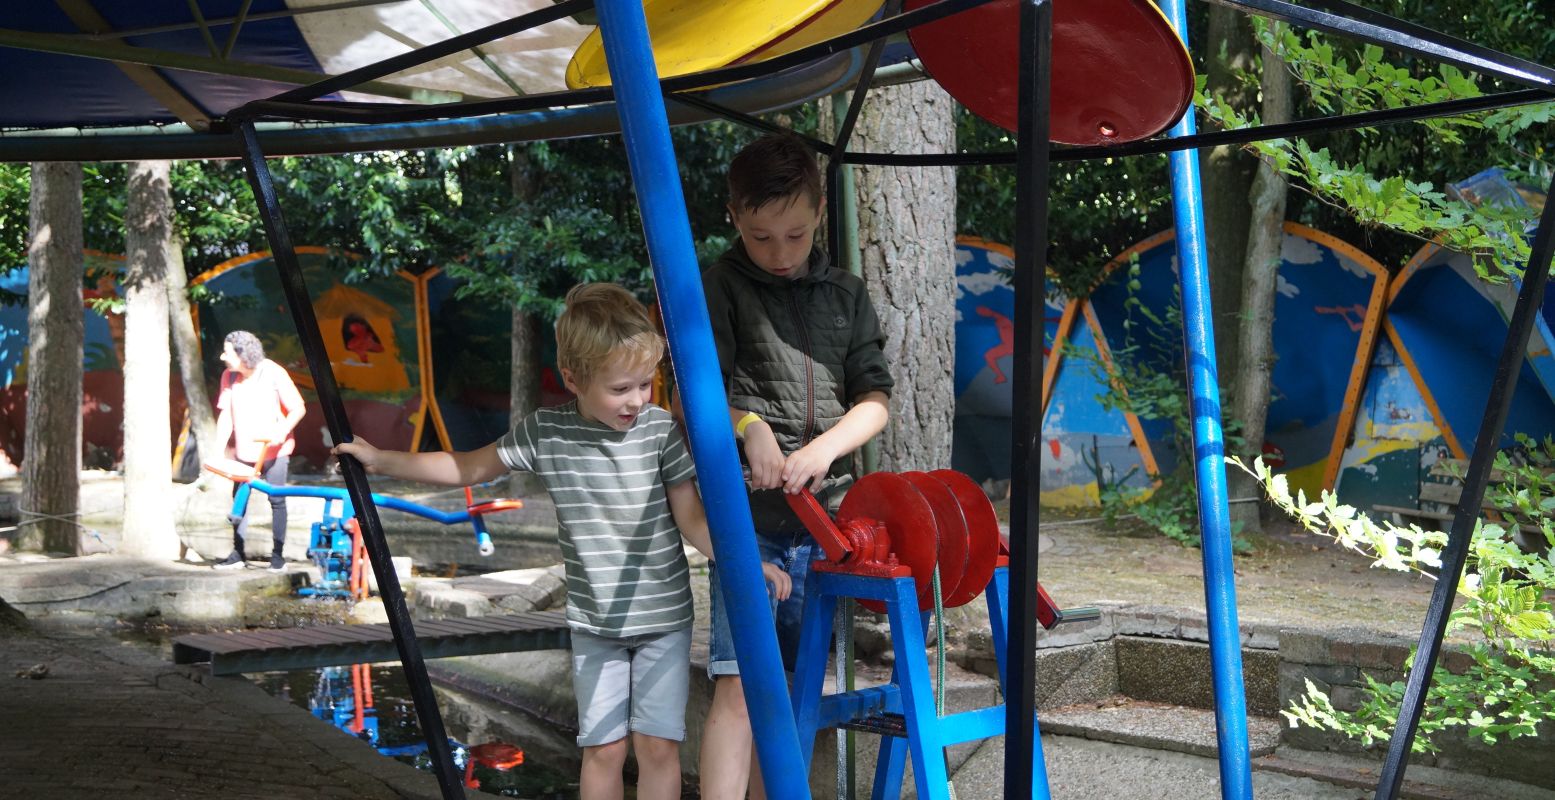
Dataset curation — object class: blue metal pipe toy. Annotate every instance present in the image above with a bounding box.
[592,1,809,796]
[1161,1,1254,796]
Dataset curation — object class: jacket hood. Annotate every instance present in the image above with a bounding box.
[718,239,834,286]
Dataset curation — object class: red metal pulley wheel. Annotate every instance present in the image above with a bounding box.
[838,472,940,612]
[929,470,1002,607]
[903,0,1195,145]
[901,471,971,609]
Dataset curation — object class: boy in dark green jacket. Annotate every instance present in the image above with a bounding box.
[698,133,894,799]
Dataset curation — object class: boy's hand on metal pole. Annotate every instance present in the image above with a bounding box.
[332,437,382,474]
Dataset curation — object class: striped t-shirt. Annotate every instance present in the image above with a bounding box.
[496,401,696,637]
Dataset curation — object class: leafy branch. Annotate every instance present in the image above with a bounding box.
[1229,453,1555,752]
[1199,22,1547,281]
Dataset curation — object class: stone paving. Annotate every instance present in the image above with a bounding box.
[0,624,442,800]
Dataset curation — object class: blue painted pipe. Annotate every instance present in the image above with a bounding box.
[1160,1,1253,797]
[231,479,498,555]
[591,1,808,798]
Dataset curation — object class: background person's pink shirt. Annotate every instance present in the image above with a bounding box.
[217,359,305,462]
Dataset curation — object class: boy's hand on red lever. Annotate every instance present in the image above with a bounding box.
[781,441,834,495]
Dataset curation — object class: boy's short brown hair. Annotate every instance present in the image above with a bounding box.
[727,133,823,214]
[555,283,664,388]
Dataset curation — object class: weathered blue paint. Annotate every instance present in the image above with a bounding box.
[789,567,1050,800]
[591,1,807,796]
[1160,1,1253,796]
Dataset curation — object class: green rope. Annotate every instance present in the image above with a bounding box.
[931,566,946,715]
[930,566,957,800]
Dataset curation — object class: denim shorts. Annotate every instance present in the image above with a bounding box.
[570,626,691,747]
[706,531,816,679]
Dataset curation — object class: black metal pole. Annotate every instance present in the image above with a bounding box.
[838,88,1551,167]
[1213,0,1555,90]
[1375,173,1555,799]
[233,121,466,800]
[1007,0,1052,796]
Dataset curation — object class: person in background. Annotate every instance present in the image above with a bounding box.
[212,330,305,572]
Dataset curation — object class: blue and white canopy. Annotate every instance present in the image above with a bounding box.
[0,0,865,160]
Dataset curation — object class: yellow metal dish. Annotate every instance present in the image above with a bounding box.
[565,0,884,89]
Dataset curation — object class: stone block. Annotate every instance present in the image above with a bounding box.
[1279,627,1333,665]
[1280,664,1330,705]
[415,585,493,618]
[1304,663,1360,687]
[1338,633,1411,672]
[1328,684,1371,713]
[1034,640,1117,709]
[1113,606,1184,639]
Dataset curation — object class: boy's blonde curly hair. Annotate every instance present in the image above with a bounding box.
[555,283,664,388]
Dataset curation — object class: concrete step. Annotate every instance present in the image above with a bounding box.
[1040,696,1282,759]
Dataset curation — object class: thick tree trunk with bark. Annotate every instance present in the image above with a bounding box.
[851,82,957,471]
[166,235,216,477]
[1228,38,1294,535]
[22,163,83,555]
[506,144,544,495]
[1201,5,1259,372]
[121,160,178,560]
[509,307,543,495]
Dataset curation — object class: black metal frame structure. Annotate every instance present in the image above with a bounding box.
[213,0,1555,798]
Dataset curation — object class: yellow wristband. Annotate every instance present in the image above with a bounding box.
[735,412,763,440]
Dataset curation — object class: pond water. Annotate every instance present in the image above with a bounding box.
[251,663,582,798]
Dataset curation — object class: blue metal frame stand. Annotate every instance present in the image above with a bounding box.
[789,565,1050,800]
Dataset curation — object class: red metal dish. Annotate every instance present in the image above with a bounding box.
[902,471,971,608]
[928,469,1001,607]
[904,0,1195,145]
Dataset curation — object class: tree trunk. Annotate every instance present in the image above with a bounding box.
[1201,5,1259,373]
[166,235,217,479]
[506,144,544,495]
[851,82,957,471]
[509,306,544,495]
[121,160,179,560]
[22,162,83,555]
[1228,35,1294,535]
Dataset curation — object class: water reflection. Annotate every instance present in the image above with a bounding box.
[252,663,579,797]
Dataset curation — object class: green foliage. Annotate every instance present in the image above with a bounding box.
[0,163,28,269]
[1232,444,1555,753]
[955,111,1172,298]
[1067,260,1249,551]
[1200,16,1550,280]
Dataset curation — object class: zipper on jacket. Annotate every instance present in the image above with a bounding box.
[788,288,816,444]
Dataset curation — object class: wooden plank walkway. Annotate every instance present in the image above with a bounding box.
[172,611,570,675]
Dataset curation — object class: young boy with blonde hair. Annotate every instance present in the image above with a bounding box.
[335,283,789,800]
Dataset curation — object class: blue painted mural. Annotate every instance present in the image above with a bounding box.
[1084,224,1389,498]
[951,236,1161,505]
[0,252,176,469]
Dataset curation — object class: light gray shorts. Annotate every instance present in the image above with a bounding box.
[570,626,691,747]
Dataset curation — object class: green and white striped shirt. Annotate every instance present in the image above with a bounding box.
[496,401,696,637]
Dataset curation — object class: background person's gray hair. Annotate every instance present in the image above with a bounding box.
[223,330,265,370]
